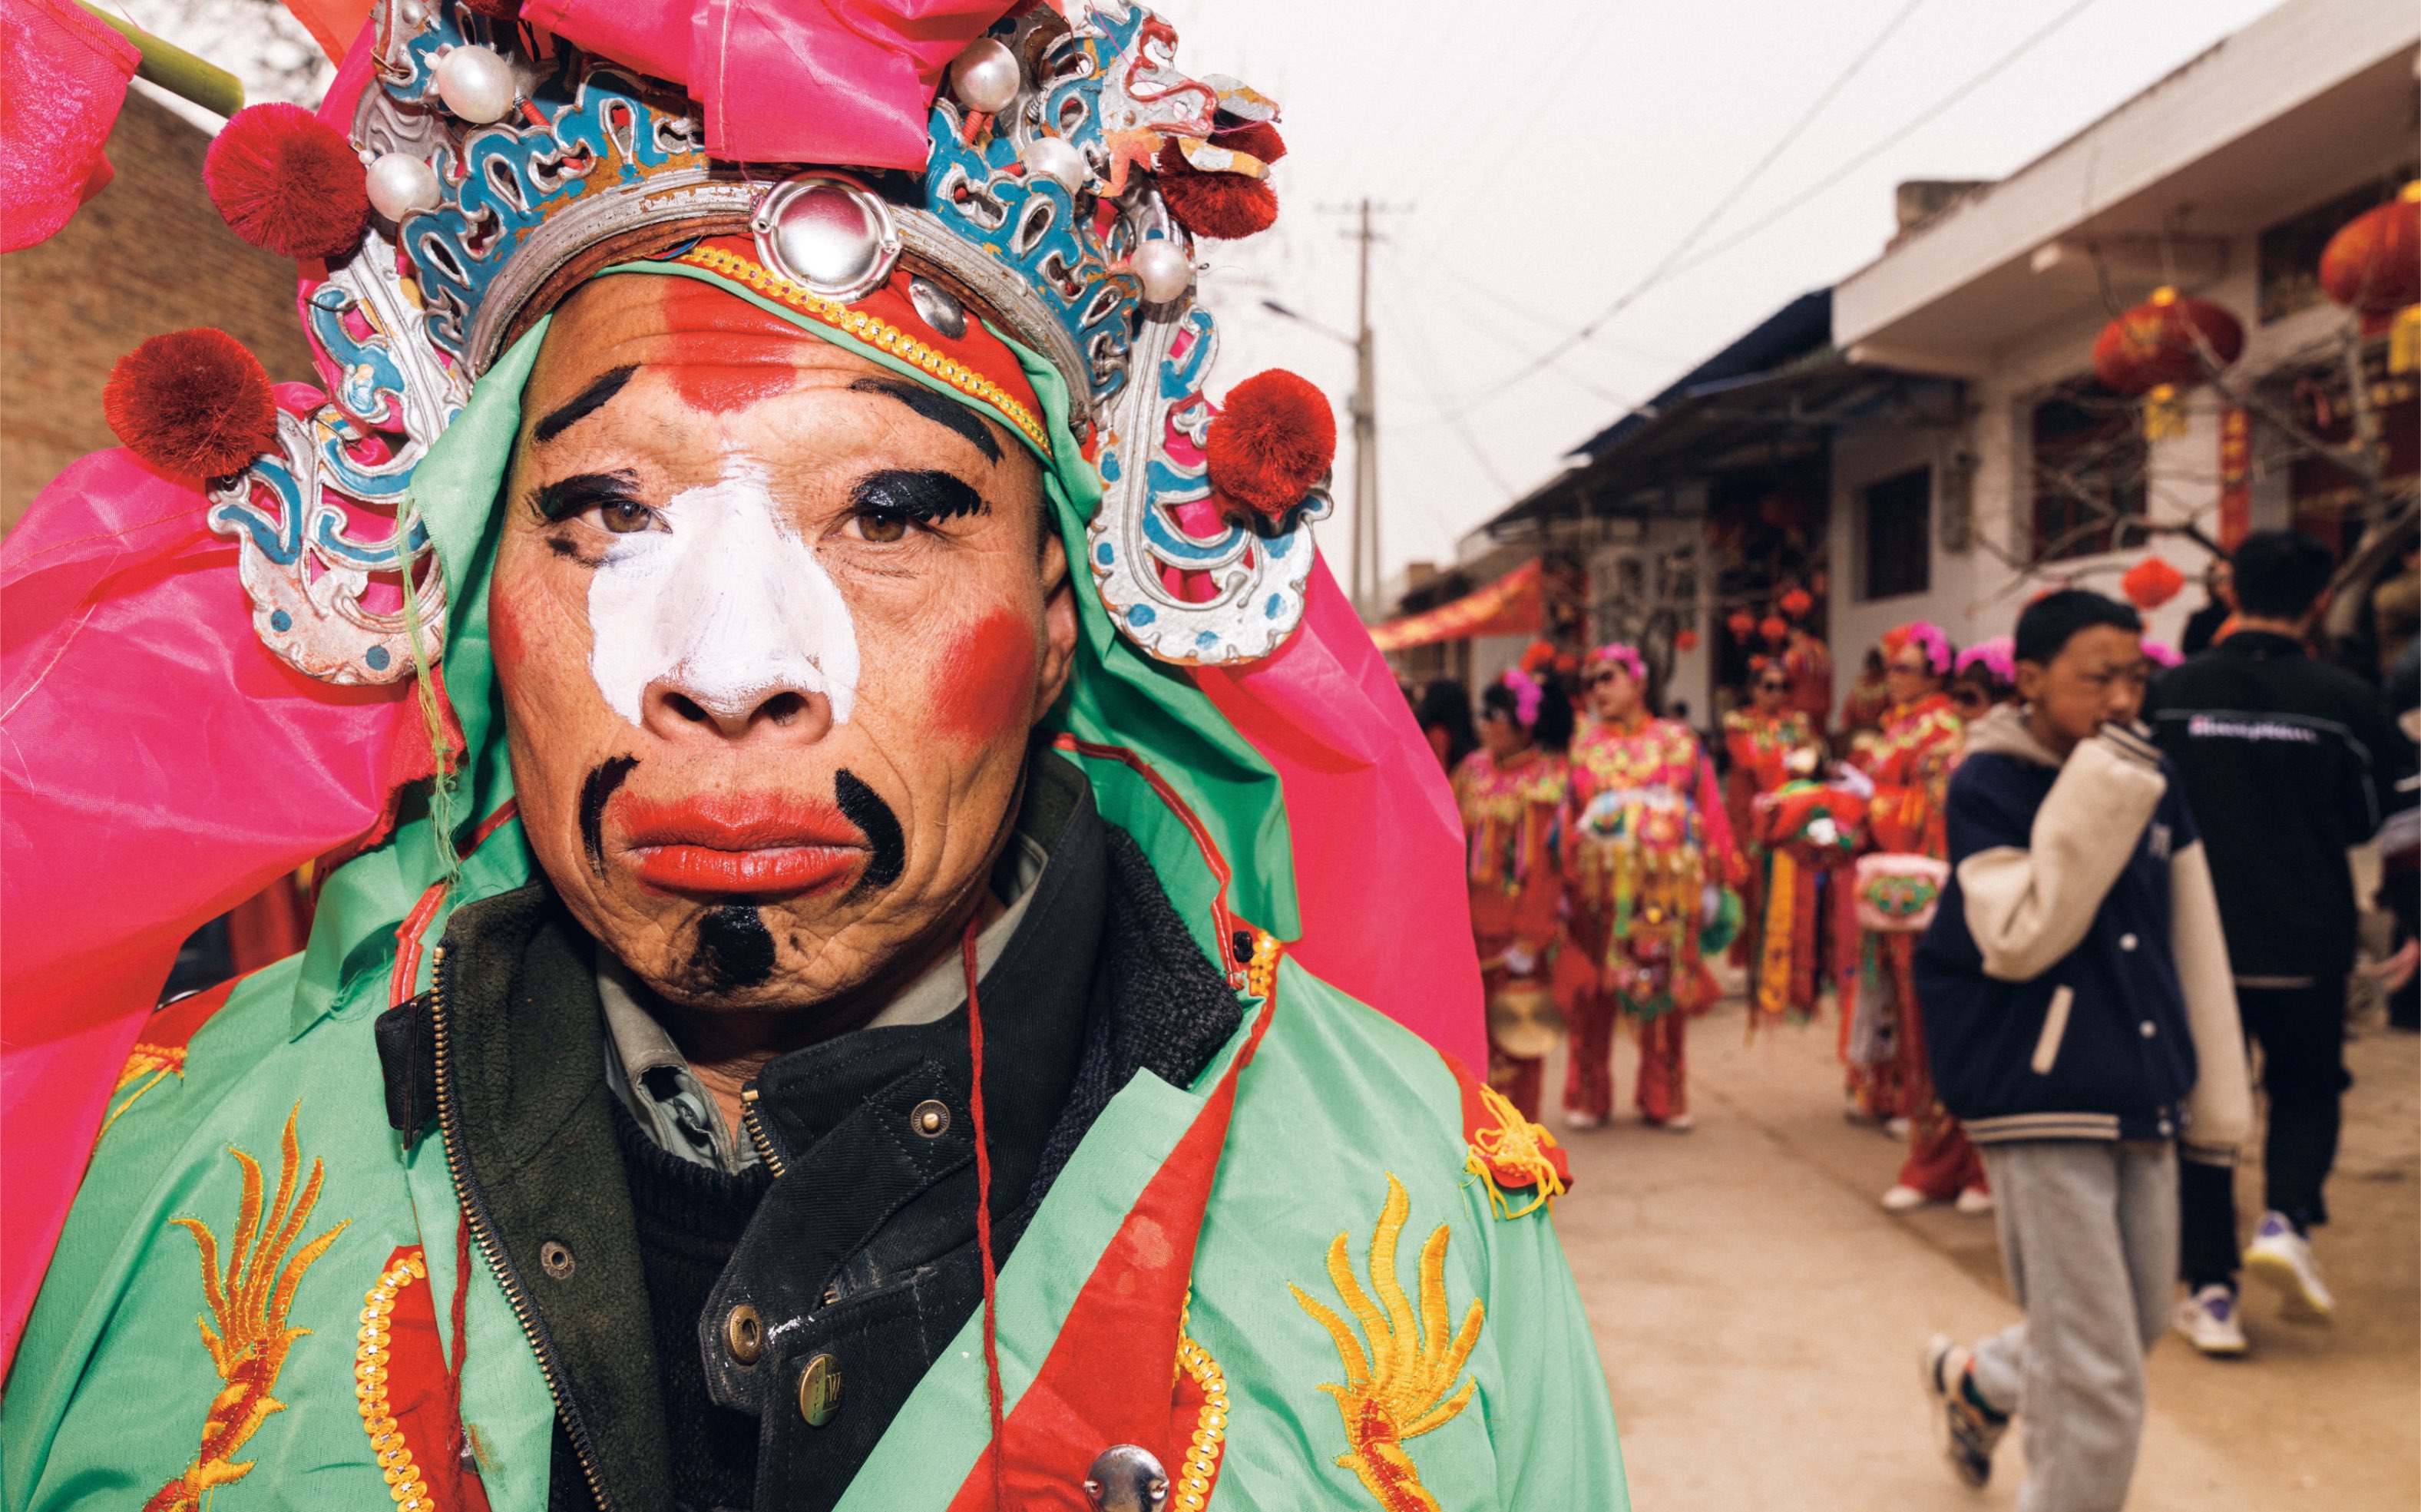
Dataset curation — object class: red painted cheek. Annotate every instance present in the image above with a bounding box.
[654,278,810,415]
[934,608,1039,746]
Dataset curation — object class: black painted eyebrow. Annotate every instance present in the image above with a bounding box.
[534,365,639,444]
[851,468,990,523]
[848,376,1002,465]
[532,469,642,521]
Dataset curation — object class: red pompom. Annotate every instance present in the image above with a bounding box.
[1206,369,1337,517]
[104,329,279,478]
[204,103,370,260]
[2120,555,2187,610]
[1211,121,1286,165]
[1157,139,1278,240]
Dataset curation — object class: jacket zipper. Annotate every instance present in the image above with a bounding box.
[429,941,618,1512]
[739,1085,786,1176]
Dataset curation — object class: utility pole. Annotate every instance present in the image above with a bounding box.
[1349,198,1379,617]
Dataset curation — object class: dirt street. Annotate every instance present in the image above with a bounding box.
[1550,993,2419,1510]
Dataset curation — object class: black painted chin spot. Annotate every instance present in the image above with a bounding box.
[579,755,640,875]
[834,769,905,894]
[696,904,776,991]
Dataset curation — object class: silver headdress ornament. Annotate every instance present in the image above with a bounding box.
[210,0,1329,685]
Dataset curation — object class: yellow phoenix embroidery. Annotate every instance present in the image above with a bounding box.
[145,1106,349,1512]
[1289,1174,1484,1512]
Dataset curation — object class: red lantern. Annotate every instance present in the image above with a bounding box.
[1675,627,1701,653]
[2320,182,2421,372]
[2119,556,2186,610]
[1779,587,1813,620]
[2092,286,2244,440]
[1726,610,1757,640]
[1758,615,1788,644]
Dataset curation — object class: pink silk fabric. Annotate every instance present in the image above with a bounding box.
[0,402,430,1368]
[521,0,1018,169]
[1193,562,1487,1069]
[0,0,139,253]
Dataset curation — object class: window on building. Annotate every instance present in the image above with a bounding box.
[2259,170,2416,324]
[2029,382,2148,562]
[1860,467,1930,600]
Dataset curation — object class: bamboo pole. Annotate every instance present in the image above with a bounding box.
[74,2,246,119]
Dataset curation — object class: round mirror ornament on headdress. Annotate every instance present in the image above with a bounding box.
[163,0,1337,683]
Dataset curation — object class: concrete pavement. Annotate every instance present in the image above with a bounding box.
[1549,994,2419,1510]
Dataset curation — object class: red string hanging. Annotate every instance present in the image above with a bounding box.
[962,915,1006,1512]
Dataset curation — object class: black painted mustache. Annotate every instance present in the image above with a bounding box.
[580,754,640,875]
[835,768,905,895]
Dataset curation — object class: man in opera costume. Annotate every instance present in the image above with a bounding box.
[1558,644,1742,1131]
[1722,659,1832,1027]
[0,5,1622,1510]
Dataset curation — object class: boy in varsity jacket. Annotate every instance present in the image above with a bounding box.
[1911,591,2249,1511]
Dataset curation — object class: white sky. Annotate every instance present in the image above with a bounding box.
[139,0,2290,594]
[1151,0,2285,591]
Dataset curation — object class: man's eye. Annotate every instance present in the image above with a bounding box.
[852,508,913,544]
[597,499,657,534]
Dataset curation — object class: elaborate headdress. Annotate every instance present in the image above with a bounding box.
[1588,641,1646,685]
[1881,620,1953,677]
[1497,667,1546,727]
[2,0,1476,1361]
[1954,635,2016,688]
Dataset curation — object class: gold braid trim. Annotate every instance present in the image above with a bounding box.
[355,1249,434,1512]
[1171,1305,1230,1512]
[670,243,1054,458]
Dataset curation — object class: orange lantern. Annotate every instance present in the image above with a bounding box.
[2092,286,2244,441]
[1726,610,1756,640]
[2319,181,2420,372]
[1758,614,1788,644]
[1779,587,1813,619]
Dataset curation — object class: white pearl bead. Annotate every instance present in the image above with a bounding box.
[1020,135,1088,194]
[365,152,442,220]
[397,0,426,25]
[949,38,1020,114]
[435,45,516,125]
[1132,240,1192,303]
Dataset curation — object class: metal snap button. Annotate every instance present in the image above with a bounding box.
[911,1099,951,1138]
[539,1240,574,1280]
[724,1303,763,1365]
[1083,1444,1169,1511]
[798,1352,844,1426]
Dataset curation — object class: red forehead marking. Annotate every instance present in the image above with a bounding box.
[935,608,1037,747]
[652,276,815,415]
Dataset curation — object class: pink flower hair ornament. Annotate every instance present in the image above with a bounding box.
[2141,637,2184,669]
[1956,635,2016,687]
[1588,642,1646,686]
[1500,667,1546,727]
[1883,620,1953,677]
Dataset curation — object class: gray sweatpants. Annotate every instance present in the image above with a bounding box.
[1967,1140,2178,1512]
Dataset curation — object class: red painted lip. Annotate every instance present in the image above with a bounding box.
[615,795,865,898]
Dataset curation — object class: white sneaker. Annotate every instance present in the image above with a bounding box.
[1886,1116,1912,1141]
[1881,1183,1931,1213]
[2172,1285,2249,1356]
[1661,1113,1695,1132]
[2244,1212,2335,1323]
[1953,1186,1995,1216]
[1563,1109,1606,1132]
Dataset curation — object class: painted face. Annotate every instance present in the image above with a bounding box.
[491,273,1074,1021]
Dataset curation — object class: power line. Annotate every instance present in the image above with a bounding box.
[1454,0,2107,413]
[1453,0,1929,404]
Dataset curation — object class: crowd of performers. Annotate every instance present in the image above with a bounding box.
[1428,621,2039,1216]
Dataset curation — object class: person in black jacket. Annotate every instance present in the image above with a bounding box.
[2143,529,2403,1350]
[1912,591,2249,1506]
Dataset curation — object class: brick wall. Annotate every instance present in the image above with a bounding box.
[1,90,319,532]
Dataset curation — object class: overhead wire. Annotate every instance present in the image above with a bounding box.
[1447,0,1932,407]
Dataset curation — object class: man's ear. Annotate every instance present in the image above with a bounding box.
[1033,530,1078,719]
[2013,661,2048,706]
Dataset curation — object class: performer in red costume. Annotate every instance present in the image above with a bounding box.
[1724,661,1829,1027]
[1838,622,1991,1213]
[1561,645,1743,1130]
[1454,670,1574,1119]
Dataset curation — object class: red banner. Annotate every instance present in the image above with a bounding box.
[1369,560,1543,652]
